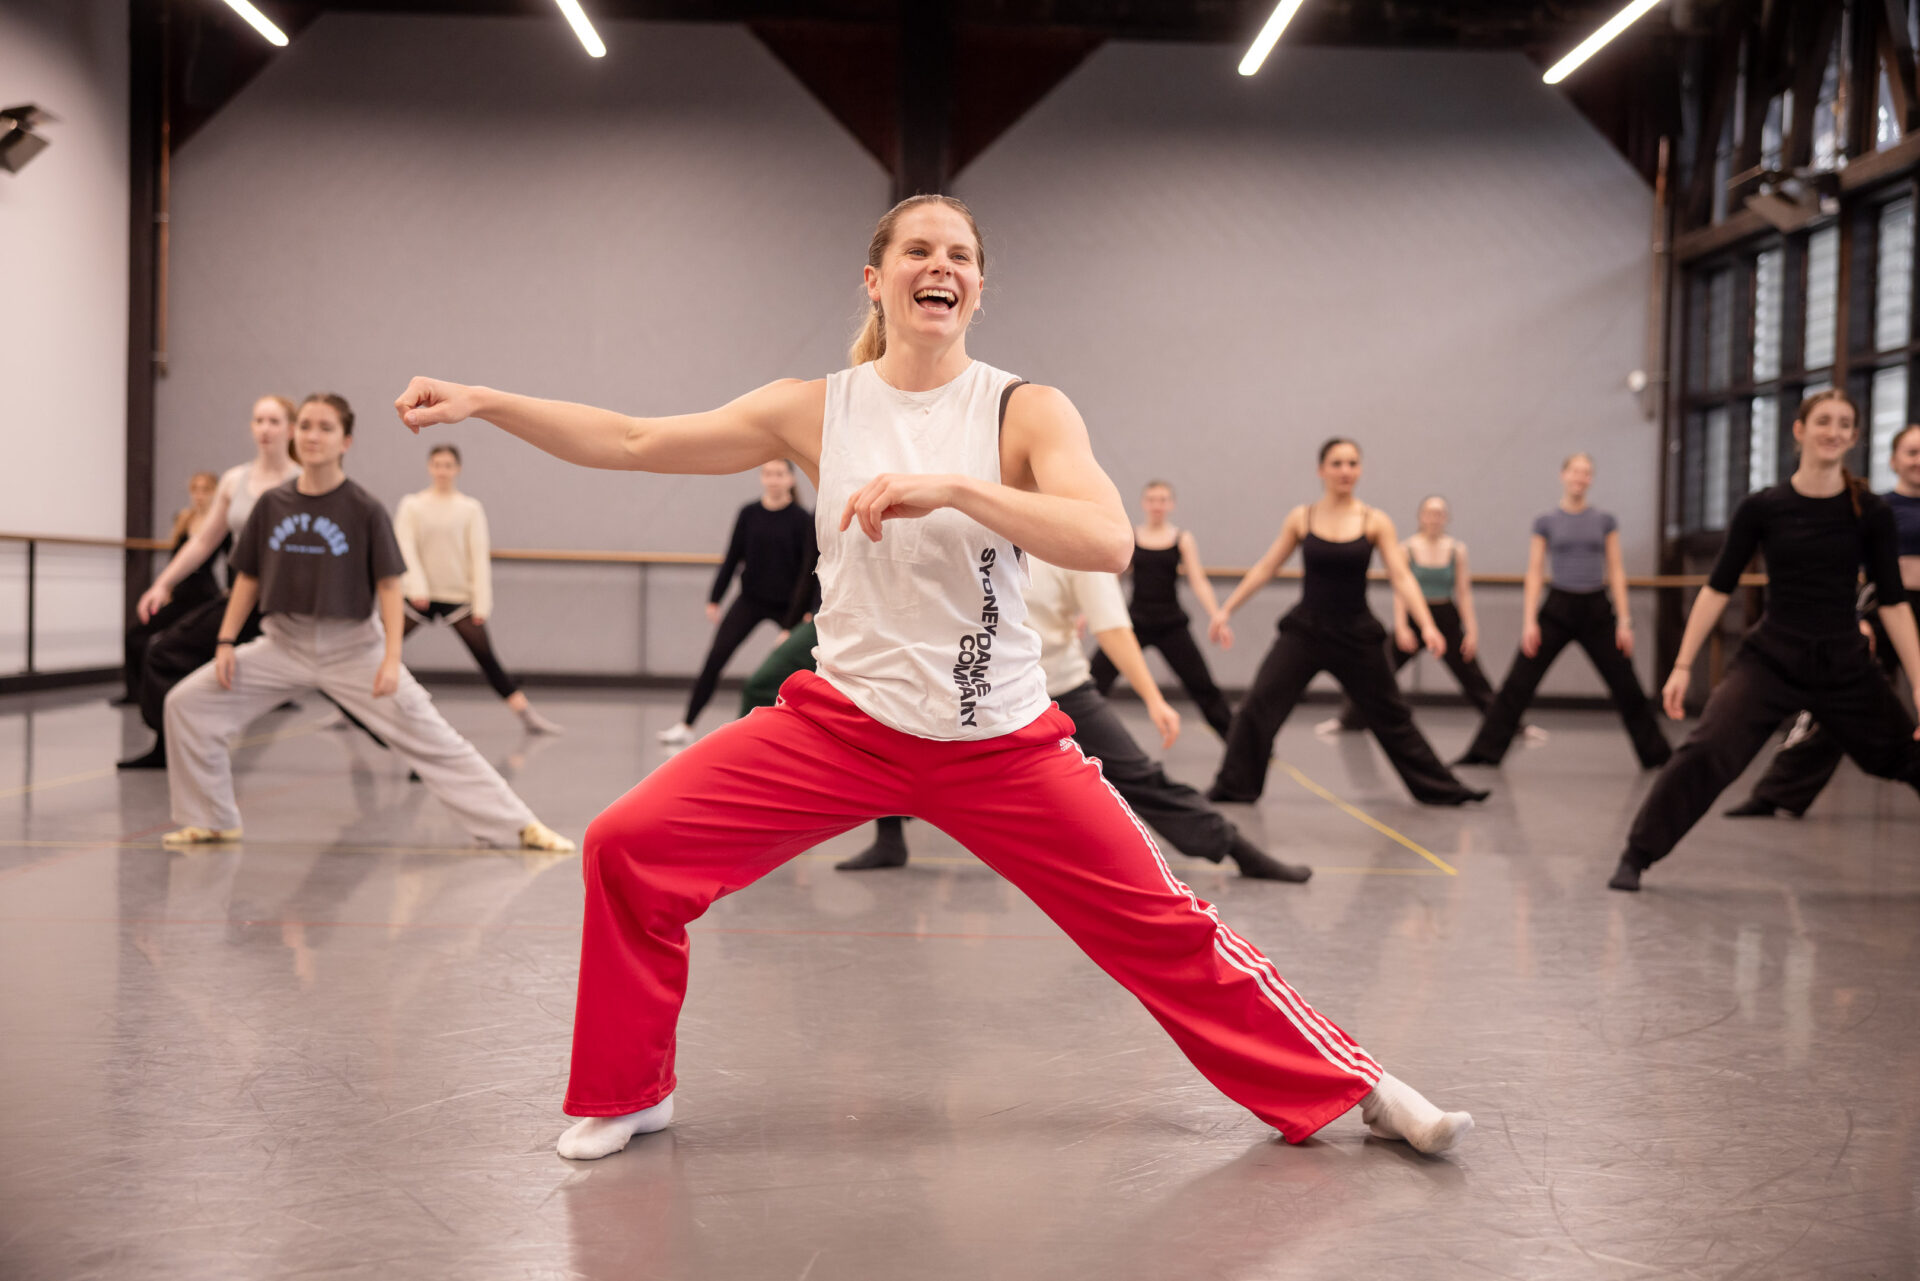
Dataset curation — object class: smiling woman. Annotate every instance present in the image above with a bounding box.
[393,195,1475,1163]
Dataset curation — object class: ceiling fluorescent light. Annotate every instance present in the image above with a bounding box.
[1238,0,1309,77]
[555,0,607,58]
[1543,0,1664,85]
[218,0,288,48]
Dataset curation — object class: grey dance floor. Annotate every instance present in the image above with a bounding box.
[2,683,1917,1280]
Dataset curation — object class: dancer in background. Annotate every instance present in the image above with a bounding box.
[1206,439,1488,807]
[1456,454,1671,770]
[163,393,573,854]
[396,194,1471,1161]
[1321,494,1507,736]
[394,443,562,734]
[1609,392,1920,891]
[1091,480,1234,740]
[117,471,223,709]
[657,460,815,744]
[120,396,301,770]
[1723,421,1920,818]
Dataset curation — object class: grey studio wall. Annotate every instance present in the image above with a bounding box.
[0,0,129,675]
[155,15,1656,696]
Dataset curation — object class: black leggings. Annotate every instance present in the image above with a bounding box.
[139,594,262,734]
[1465,588,1671,768]
[1739,609,1910,815]
[1625,623,1920,866]
[122,576,220,704]
[1335,600,1495,730]
[686,595,787,723]
[1089,615,1234,739]
[402,601,519,700]
[1209,610,1482,805]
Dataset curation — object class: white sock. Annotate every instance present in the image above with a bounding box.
[1358,1073,1472,1155]
[555,1094,675,1160]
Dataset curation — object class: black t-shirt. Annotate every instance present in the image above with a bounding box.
[230,477,408,620]
[1708,483,1904,636]
[711,501,816,606]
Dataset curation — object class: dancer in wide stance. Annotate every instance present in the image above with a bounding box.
[1090,480,1235,740]
[1723,422,1920,818]
[394,443,562,734]
[1456,454,1671,770]
[163,393,574,854]
[1609,392,1920,891]
[1206,439,1488,806]
[395,196,1472,1160]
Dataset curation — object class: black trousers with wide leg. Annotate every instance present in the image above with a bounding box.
[1209,609,1483,805]
[1736,605,1915,815]
[1334,601,1495,730]
[1464,588,1671,768]
[1090,616,1235,740]
[1623,623,1920,869]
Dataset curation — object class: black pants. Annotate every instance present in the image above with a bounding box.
[1741,610,1910,815]
[1465,588,1671,768]
[1625,623,1920,866]
[138,595,262,734]
[402,601,519,700]
[121,575,219,704]
[1335,600,1495,730]
[1089,616,1234,740]
[1056,682,1242,862]
[1209,610,1480,804]
[686,595,787,723]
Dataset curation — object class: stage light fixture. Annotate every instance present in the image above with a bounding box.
[1238,0,1309,77]
[217,0,289,47]
[1543,0,1664,85]
[555,0,607,58]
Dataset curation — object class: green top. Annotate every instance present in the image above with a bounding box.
[1410,558,1455,602]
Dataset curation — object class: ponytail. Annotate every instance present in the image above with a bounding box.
[850,305,886,366]
[1841,465,1866,517]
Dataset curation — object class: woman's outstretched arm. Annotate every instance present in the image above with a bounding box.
[395,377,823,477]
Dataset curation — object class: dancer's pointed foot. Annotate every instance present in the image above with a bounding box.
[556,1095,674,1160]
[1228,836,1311,882]
[1723,797,1779,818]
[656,722,694,745]
[1608,855,1645,892]
[117,743,167,770]
[519,820,576,853]
[836,817,909,871]
[162,825,242,847]
[518,704,565,735]
[1359,1073,1473,1155]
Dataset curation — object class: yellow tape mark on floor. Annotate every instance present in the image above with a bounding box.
[1275,761,1459,876]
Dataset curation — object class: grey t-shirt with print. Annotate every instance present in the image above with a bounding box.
[230,478,407,619]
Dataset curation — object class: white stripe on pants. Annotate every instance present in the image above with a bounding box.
[164,614,534,844]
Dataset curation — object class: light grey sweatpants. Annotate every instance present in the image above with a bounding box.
[165,614,534,844]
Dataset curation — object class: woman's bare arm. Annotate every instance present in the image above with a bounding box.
[396,377,825,479]
[1178,529,1223,617]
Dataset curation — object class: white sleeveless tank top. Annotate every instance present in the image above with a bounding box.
[221,460,296,540]
[813,360,1049,740]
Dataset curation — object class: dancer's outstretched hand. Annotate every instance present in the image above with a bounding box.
[1208,611,1234,649]
[214,646,236,691]
[373,657,400,699]
[1421,622,1446,657]
[1615,624,1635,658]
[1661,667,1689,721]
[395,377,481,432]
[137,582,171,624]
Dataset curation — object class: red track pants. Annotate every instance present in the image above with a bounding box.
[565,671,1381,1143]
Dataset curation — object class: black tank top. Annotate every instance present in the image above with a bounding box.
[1297,509,1374,617]
[1127,537,1186,626]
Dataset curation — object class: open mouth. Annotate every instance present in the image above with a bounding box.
[913,286,958,314]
